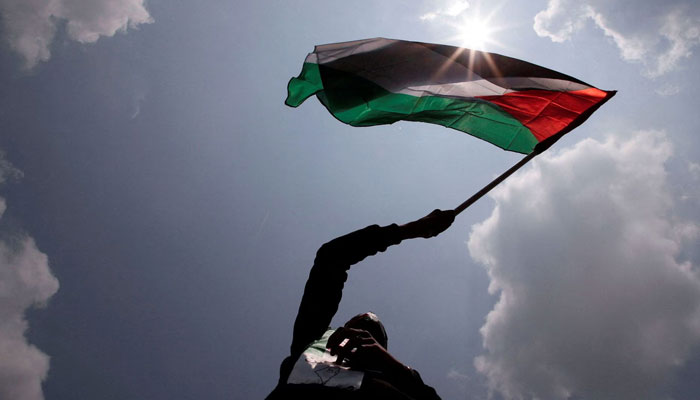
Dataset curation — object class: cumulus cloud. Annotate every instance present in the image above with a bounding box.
[0,0,153,68]
[0,155,59,400]
[469,132,700,399]
[533,0,700,77]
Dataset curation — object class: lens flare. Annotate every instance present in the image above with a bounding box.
[458,18,493,49]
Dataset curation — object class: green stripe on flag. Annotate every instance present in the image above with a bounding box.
[287,63,538,154]
[286,62,323,107]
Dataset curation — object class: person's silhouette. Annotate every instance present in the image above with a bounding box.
[267,209,455,399]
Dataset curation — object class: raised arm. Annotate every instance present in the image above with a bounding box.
[278,209,455,383]
[289,223,401,357]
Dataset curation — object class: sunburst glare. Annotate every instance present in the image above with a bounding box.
[457,18,493,49]
[446,6,505,51]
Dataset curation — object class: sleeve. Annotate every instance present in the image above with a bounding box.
[277,223,402,384]
[394,368,442,400]
[361,366,441,400]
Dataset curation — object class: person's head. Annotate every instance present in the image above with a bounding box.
[343,312,388,349]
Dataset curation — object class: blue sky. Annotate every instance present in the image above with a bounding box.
[0,1,699,399]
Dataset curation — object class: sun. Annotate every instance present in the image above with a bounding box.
[457,17,494,50]
[445,6,505,51]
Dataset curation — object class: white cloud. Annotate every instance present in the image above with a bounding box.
[0,155,59,400]
[656,83,681,97]
[533,0,700,77]
[584,6,648,62]
[0,153,22,183]
[444,1,470,17]
[689,162,700,180]
[419,12,438,21]
[533,0,588,43]
[420,0,469,20]
[655,8,700,77]
[129,90,147,120]
[0,0,153,68]
[469,132,700,399]
[446,368,483,398]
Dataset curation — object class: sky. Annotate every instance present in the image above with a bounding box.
[0,0,699,399]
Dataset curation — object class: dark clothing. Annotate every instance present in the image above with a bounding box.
[266,224,441,400]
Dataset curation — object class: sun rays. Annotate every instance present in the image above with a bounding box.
[443,3,507,51]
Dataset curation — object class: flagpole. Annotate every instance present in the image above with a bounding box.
[451,132,559,216]
[453,151,537,215]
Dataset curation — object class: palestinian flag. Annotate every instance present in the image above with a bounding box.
[286,38,615,154]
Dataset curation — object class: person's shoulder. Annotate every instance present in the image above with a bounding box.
[266,383,358,400]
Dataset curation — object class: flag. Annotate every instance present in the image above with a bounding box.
[286,38,615,154]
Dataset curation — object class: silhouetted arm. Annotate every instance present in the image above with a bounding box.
[288,223,402,364]
[278,209,455,384]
